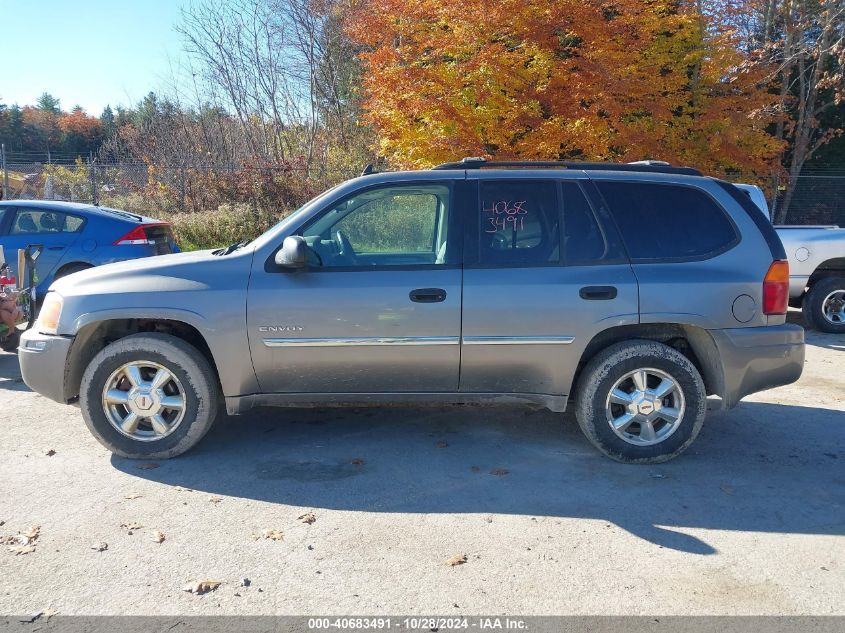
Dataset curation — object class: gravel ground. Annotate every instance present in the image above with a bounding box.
[0,314,843,616]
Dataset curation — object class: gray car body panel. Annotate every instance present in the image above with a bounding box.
[46,248,259,397]
[20,167,804,414]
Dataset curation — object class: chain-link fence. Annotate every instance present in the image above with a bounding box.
[768,170,845,226]
[0,148,357,215]
[2,148,844,227]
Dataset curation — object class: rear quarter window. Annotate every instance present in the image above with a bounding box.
[597,182,739,262]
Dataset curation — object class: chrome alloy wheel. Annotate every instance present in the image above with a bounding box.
[822,289,845,325]
[605,368,686,446]
[101,361,187,442]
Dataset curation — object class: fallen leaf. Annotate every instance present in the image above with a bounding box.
[298,512,316,525]
[183,580,221,595]
[151,530,166,544]
[446,554,467,566]
[489,468,509,476]
[136,463,160,470]
[91,542,108,552]
[124,494,142,500]
[209,496,223,504]
[350,458,365,465]
[23,526,40,542]
[436,441,449,448]
[2,526,41,546]
[720,484,735,496]
[262,529,284,541]
[9,544,36,555]
[45,449,56,457]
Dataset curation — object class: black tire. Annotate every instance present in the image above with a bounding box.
[803,277,845,334]
[574,340,707,464]
[80,333,220,459]
[0,329,20,353]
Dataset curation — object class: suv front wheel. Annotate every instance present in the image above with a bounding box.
[574,340,707,463]
[80,333,220,459]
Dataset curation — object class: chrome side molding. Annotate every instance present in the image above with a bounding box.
[263,336,460,347]
[462,336,575,345]
[263,335,575,348]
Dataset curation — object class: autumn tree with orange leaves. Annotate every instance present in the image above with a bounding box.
[346,0,783,175]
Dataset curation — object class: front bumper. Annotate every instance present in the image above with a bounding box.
[19,329,74,404]
[710,323,805,408]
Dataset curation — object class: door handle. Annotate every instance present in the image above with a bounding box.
[579,285,617,300]
[409,288,447,303]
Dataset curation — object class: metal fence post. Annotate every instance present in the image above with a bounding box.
[88,153,99,205]
[1,144,8,200]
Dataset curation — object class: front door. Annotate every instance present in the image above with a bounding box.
[247,181,463,393]
[460,176,639,400]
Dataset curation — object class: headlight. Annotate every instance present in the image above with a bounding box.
[37,293,64,335]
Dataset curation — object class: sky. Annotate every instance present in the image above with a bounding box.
[0,0,187,114]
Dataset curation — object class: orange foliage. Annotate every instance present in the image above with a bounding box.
[58,107,102,142]
[346,0,783,175]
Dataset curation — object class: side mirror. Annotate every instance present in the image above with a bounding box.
[274,236,310,268]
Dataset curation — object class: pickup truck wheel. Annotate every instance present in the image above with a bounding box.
[80,333,220,459]
[574,340,707,464]
[804,277,845,334]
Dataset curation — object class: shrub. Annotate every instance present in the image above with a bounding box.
[157,203,294,251]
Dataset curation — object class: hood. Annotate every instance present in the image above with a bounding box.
[50,248,251,298]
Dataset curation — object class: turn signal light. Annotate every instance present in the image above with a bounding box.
[763,260,789,315]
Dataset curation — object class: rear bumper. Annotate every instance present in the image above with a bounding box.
[18,329,74,404]
[710,324,804,408]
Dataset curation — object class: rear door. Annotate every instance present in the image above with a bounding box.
[459,175,639,402]
[0,207,85,284]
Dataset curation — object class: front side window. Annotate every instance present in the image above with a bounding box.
[479,180,560,265]
[10,210,81,235]
[598,182,739,261]
[300,183,451,268]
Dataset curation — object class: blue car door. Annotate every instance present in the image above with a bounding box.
[0,207,84,287]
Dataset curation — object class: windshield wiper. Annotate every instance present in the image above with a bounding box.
[214,239,252,256]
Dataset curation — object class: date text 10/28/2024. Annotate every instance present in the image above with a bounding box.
[308,617,528,630]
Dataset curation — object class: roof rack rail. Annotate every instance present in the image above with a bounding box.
[431,157,702,176]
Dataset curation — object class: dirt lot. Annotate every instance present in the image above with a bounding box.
[0,314,843,616]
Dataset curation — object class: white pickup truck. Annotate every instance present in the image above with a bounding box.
[737,184,845,333]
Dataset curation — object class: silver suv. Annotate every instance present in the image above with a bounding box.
[19,159,805,463]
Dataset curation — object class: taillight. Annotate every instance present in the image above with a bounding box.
[763,260,789,315]
[113,223,168,246]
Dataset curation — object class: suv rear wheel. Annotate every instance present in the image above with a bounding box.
[574,340,707,463]
[80,333,220,459]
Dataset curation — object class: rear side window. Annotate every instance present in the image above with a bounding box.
[10,210,83,235]
[479,180,560,264]
[598,182,739,261]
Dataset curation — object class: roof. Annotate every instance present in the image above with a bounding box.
[0,199,156,223]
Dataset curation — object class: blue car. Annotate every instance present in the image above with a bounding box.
[0,200,179,297]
